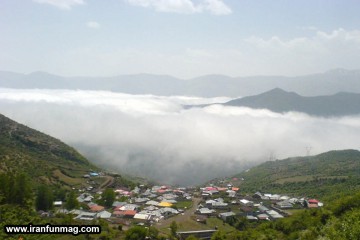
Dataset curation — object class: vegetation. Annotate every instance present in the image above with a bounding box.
[0,113,99,189]
[35,185,54,211]
[236,149,360,200]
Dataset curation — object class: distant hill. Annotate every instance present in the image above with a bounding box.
[1,68,360,97]
[222,88,360,117]
[235,149,360,198]
[0,113,98,187]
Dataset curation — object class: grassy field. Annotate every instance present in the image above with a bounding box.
[52,169,86,186]
[174,200,193,209]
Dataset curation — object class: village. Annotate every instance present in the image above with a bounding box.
[49,173,324,238]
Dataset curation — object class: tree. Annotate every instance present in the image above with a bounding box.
[125,226,147,240]
[211,231,226,240]
[101,188,116,208]
[148,226,159,239]
[170,221,178,237]
[65,191,79,210]
[35,185,53,211]
[13,173,32,207]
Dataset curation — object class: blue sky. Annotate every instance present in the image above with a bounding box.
[1,0,360,78]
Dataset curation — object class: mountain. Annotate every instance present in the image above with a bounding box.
[0,113,97,186]
[235,149,360,198]
[222,88,360,117]
[1,69,360,97]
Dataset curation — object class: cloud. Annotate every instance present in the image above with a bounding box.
[86,21,101,29]
[33,0,85,9]
[1,89,360,185]
[125,0,232,15]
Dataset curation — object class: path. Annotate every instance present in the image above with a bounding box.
[96,175,114,191]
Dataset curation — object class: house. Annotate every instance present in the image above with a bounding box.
[74,211,97,221]
[257,213,270,220]
[219,212,236,221]
[97,211,112,219]
[227,190,236,198]
[211,202,228,209]
[89,205,105,212]
[53,201,62,207]
[307,199,322,208]
[112,201,127,208]
[253,192,262,199]
[146,200,160,206]
[240,199,253,207]
[113,210,137,218]
[119,204,139,211]
[133,213,151,221]
[89,172,99,177]
[197,208,216,215]
[258,205,269,212]
[246,215,258,221]
[158,201,173,207]
[266,210,283,219]
[77,193,94,203]
[276,200,293,209]
[134,197,150,204]
[144,205,158,211]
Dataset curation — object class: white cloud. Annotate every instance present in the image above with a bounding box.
[1,89,360,185]
[125,0,232,15]
[33,0,85,9]
[86,21,100,29]
[202,0,232,15]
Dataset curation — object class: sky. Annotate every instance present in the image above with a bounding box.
[1,89,360,185]
[1,0,360,78]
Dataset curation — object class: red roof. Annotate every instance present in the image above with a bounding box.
[90,205,105,212]
[308,203,319,208]
[121,210,137,216]
[308,199,319,204]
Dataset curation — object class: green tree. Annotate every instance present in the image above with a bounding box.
[101,188,116,208]
[13,173,32,207]
[35,185,53,211]
[170,221,178,237]
[211,231,226,240]
[125,226,147,240]
[148,226,159,239]
[65,191,79,210]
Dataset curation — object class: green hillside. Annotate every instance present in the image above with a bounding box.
[236,149,360,199]
[0,113,98,187]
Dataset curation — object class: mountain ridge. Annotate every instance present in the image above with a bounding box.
[1,69,360,97]
[0,113,98,186]
[222,88,360,117]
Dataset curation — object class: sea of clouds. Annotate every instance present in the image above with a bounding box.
[1,88,360,185]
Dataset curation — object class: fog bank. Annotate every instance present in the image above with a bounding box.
[1,88,359,185]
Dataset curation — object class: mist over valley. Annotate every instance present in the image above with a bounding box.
[1,87,360,185]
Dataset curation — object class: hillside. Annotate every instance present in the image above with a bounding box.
[223,88,360,117]
[0,113,98,187]
[1,68,360,97]
[236,150,360,199]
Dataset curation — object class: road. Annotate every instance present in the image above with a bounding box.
[96,175,114,192]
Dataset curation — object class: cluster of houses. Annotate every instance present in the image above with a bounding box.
[195,184,324,223]
[55,185,193,226]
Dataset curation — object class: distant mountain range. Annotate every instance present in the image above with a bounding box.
[1,68,360,97]
[221,88,360,117]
